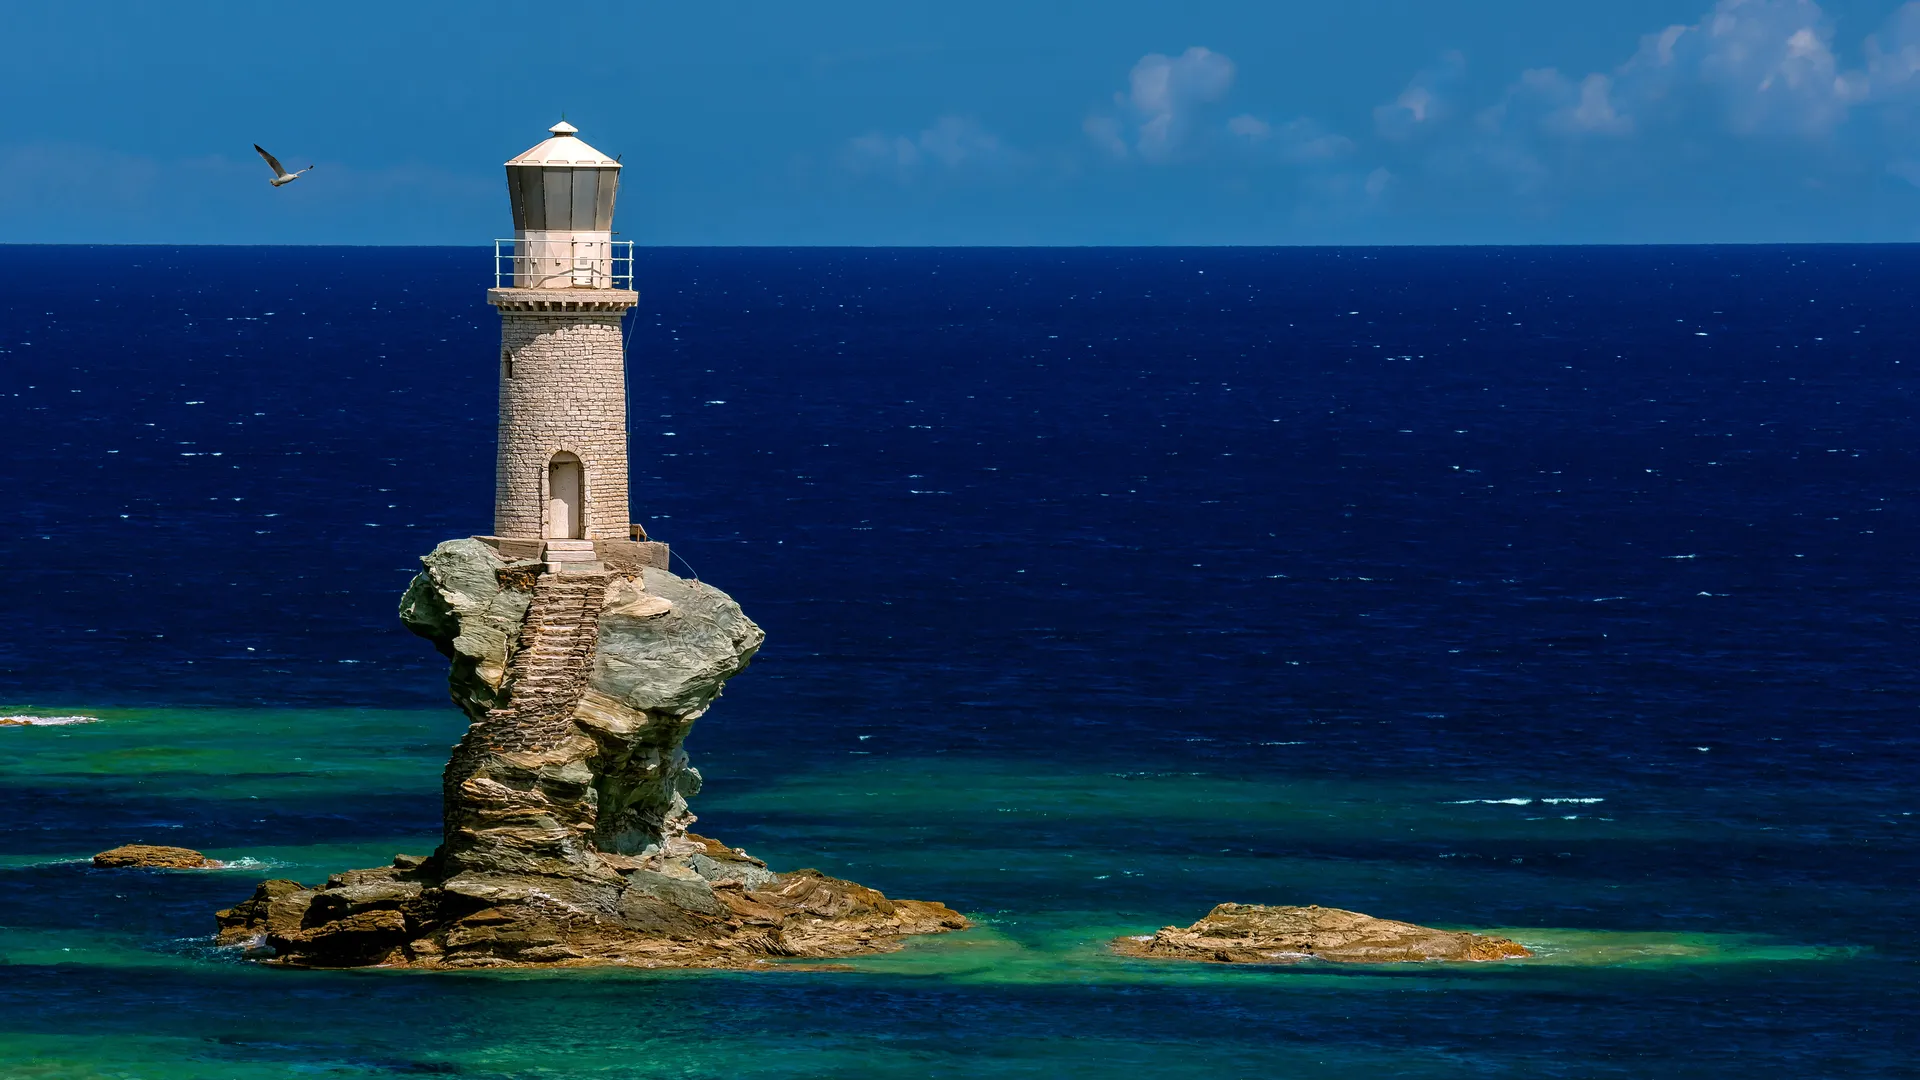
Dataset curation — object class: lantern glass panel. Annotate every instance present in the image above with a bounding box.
[595,171,619,230]
[540,168,571,232]
[571,170,599,231]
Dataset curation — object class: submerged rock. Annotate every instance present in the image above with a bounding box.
[1112,903,1531,965]
[217,538,967,969]
[95,844,220,870]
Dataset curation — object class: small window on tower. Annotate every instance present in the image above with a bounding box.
[502,348,514,379]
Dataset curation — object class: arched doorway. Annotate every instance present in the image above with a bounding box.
[547,452,584,539]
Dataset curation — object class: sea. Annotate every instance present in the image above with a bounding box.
[0,245,1914,1077]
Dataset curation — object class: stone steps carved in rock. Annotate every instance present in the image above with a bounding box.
[441,569,613,843]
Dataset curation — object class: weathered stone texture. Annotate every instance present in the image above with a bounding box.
[398,538,539,712]
[491,292,639,542]
[218,539,968,970]
[1112,903,1532,965]
[594,538,670,574]
[94,844,219,870]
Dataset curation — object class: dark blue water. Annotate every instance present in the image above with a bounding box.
[1,246,1915,1076]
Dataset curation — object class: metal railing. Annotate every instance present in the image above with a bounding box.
[494,238,635,290]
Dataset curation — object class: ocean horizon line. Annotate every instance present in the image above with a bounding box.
[4,240,1919,251]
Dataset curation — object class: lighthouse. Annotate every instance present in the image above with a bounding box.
[486,120,654,574]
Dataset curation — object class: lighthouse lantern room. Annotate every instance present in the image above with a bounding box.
[502,120,625,289]
[486,120,642,566]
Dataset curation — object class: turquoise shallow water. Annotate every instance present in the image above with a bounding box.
[0,707,1891,1078]
[4,246,1918,1074]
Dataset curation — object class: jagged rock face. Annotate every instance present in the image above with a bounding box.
[215,839,968,970]
[215,539,966,969]
[397,538,536,714]
[1111,903,1532,965]
[400,538,763,875]
[584,569,764,855]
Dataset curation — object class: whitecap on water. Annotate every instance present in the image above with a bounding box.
[0,715,99,727]
[1446,796,1605,806]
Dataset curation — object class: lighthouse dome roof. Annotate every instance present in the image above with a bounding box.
[506,120,619,168]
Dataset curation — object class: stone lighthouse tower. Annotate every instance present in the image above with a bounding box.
[487,120,656,573]
[218,119,963,972]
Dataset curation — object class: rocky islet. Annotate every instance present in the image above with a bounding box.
[94,844,222,870]
[213,540,1532,972]
[1112,903,1533,965]
[214,539,967,969]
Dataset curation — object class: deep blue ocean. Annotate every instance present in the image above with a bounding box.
[0,245,1915,1077]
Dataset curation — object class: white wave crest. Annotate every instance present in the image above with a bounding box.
[1447,796,1606,806]
[0,715,100,727]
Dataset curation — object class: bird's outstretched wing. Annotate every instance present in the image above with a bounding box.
[254,144,287,177]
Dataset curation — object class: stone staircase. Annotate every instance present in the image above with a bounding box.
[441,569,612,826]
[542,538,600,574]
[489,571,611,751]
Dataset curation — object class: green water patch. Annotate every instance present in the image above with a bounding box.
[0,1031,476,1080]
[0,707,459,801]
[1496,927,1862,967]
[0,1026,1557,1080]
[0,840,435,878]
[704,755,1693,846]
[692,754,1853,926]
[0,924,215,971]
[805,914,1853,987]
[0,712,1873,999]
[0,921,1853,1080]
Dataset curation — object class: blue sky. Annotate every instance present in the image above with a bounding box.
[6,0,1920,245]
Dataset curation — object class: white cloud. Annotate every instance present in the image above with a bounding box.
[846,116,1012,177]
[835,0,1920,213]
[1338,0,1920,222]
[1131,47,1236,157]
[1229,112,1362,170]
[1488,68,1634,137]
[1563,74,1634,134]
[1376,52,1467,138]
[1227,114,1271,140]
[1611,0,1867,134]
[1089,46,1237,160]
[919,116,1007,167]
[1272,118,1358,162]
[1084,115,1129,159]
[1452,0,1920,153]
[847,133,920,170]
[1867,3,1920,93]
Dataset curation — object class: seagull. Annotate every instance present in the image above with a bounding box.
[253,144,314,187]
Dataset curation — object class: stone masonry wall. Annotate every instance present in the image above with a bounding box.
[491,290,639,541]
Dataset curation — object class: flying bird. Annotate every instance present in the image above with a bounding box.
[253,144,314,187]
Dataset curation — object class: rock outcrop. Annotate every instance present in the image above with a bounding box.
[1112,903,1532,965]
[215,840,966,969]
[216,538,967,969]
[95,844,220,870]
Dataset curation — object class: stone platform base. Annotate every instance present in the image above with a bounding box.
[472,535,669,574]
[215,834,968,970]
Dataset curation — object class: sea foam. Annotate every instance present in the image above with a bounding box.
[1447,797,1606,806]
